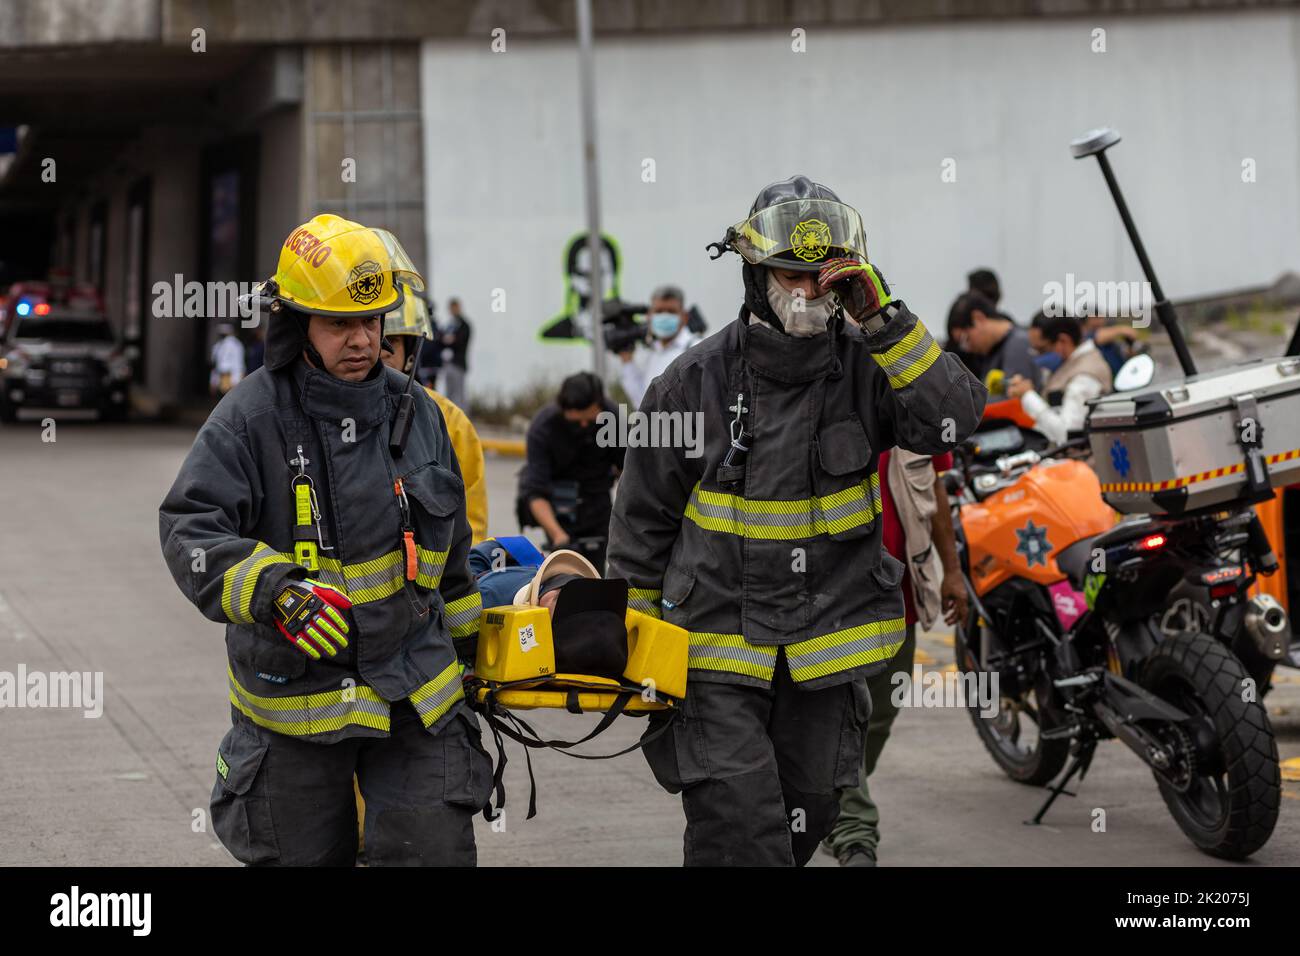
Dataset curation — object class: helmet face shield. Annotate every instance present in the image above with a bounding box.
[384,283,434,339]
[270,215,425,317]
[730,199,867,271]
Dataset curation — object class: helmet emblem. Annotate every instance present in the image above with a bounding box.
[790,219,831,262]
[347,261,384,304]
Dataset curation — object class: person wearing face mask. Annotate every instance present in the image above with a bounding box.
[606,176,986,866]
[516,371,625,570]
[1006,313,1114,444]
[617,284,702,408]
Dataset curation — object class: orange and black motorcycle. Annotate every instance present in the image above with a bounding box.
[948,416,1280,859]
[947,126,1291,859]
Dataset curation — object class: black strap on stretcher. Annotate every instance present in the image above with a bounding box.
[466,676,680,822]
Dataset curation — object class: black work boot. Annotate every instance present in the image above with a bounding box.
[837,844,877,867]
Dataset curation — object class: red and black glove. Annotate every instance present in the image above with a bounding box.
[817,257,893,322]
[272,578,352,660]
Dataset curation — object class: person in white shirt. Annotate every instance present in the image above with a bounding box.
[209,323,246,395]
[1007,314,1113,444]
[617,285,701,408]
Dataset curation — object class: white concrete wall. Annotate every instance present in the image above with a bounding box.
[421,11,1300,400]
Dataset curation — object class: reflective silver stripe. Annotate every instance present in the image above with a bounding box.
[685,479,879,540]
[410,662,465,727]
[873,322,941,388]
[687,633,778,681]
[227,668,390,736]
[444,592,482,639]
[277,552,348,592]
[222,543,295,624]
[786,618,907,683]
[312,566,348,591]
[820,494,874,524]
[628,588,662,616]
[416,546,448,589]
[691,496,815,527]
[345,554,403,590]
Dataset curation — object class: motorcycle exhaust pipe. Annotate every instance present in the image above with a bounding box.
[1070,128,1198,378]
[1243,594,1290,661]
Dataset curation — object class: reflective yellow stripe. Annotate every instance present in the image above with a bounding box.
[628,588,662,618]
[684,617,904,685]
[227,666,390,736]
[687,632,778,681]
[222,543,296,624]
[342,550,405,604]
[786,617,906,683]
[415,546,449,590]
[280,546,453,606]
[872,320,941,388]
[409,661,465,728]
[684,474,880,540]
[445,591,482,641]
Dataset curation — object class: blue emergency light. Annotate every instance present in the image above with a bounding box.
[15,300,30,316]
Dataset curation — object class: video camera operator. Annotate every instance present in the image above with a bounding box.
[616,284,703,407]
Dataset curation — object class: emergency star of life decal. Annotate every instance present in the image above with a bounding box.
[790,219,831,262]
[1015,519,1052,568]
[347,260,384,303]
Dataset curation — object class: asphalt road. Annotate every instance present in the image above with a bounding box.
[1,421,1297,866]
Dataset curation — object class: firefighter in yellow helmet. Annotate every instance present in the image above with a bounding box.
[382,286,488,543]
[159,214,492,866]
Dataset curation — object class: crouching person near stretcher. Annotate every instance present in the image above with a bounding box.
[158,214,491,866]
[607,178,986,866]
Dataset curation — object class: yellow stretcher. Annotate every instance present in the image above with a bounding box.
[471,604,689,712]
[358,605,688,851]
[470,675,674,713]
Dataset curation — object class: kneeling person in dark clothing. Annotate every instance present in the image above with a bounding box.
[516,372,625,570]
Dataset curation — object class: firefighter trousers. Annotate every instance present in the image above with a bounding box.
[642,651,872,866]
[210,700,493,866]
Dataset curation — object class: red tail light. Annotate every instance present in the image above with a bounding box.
[1209,582,1240,599]
[1136,533,1166,551]
[1201,566,1242,586]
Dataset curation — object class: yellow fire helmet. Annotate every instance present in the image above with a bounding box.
[260,214,424,317]
[383,282,434,340]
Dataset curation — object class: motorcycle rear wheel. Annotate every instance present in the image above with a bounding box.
[1141,632,1280,860]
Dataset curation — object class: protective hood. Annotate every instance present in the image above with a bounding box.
[264,302,313,371]
[743,263,783,332]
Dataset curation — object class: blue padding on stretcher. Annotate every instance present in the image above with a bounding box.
[493,535,546,568]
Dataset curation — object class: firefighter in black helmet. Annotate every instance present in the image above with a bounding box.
[607,176,987,865]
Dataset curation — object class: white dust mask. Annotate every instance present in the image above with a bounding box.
[765,271,836,337]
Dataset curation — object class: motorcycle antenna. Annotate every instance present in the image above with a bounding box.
[1070,128,1198,377]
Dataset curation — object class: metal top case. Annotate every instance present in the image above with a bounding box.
[1086,355,1300,515]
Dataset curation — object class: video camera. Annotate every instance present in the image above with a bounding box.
[599,298,708,355]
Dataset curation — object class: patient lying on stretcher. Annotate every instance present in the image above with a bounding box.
[469,536,630,680]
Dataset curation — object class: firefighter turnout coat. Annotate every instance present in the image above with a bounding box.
[607,304,986,690]
[159,359,482,743]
